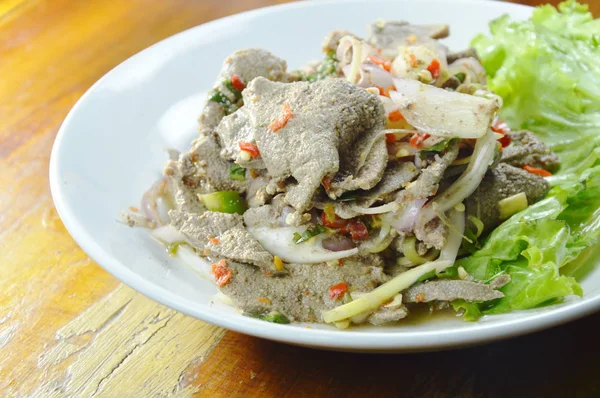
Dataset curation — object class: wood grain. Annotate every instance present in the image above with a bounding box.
[0,0,598,397]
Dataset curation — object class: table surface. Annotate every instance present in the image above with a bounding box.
[2,0,600,396]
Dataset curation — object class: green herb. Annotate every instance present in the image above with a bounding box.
[229,164,246,181]
[459,228,482,256]
[167,243,181,256]
[208,78,244,114]
[418,138,456,159]
[337,192,357,202]
[243,311,290,324]
[454,72,466,83]
[293,224,326,244]
[416,270,437,283]
[223,80,243,102]
[303,51,339,82]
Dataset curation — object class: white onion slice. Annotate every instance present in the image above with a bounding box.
[361,219,394,254]
[417,129,496,228]
[177,245,211,278]
[439,210,465,262]
[337,36,376,84]
[351,201,399,215]
[390,78,498,139]
[141,178,168,226]
[387,198,427,232]
[151,224,187,244]
[248,226,358,263]
[343,64,394,88]
[447,57,486,85]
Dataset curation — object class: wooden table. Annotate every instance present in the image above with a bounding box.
[2,0,599,396]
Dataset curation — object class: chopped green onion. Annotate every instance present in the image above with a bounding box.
[208,89,228,104]
[402,236,427,265]
[244,311,290,324]
[208,79,244,114]
[292,224,326,244]
[167,243,181,256]
[229,164,246,181]
[467,215,484,238]
[454,72,466,83]
[198,191,246,214]
[303,51,339,82]
[223,80,243,102]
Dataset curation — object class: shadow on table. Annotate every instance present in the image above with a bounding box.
[195,311,600,397]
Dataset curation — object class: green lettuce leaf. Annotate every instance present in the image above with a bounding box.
[455,1,600,319]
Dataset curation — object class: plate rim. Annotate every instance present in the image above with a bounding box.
[49,0,600,352]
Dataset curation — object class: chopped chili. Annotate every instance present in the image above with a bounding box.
[329,282,348,301]
[388,109,405,122]
[128,206,139,213]
[337,259,344,266]
[209,237,220,245]
[321,176,331,192]
[347,219,369,241]
[383,86,394,97]
[257,297,272,305]
[231,74,246,92]
[491,119,512,148]
[268,102,293,132]
[523,165,552,177]
[366,55,392,72]
[211,259,232,287]
[321,210,348,229]
[238,142,260,158]
[249,169,259,178]
[385,133,398,143]
[410,133,430,149]
[427,59,441,78]
[374,85,385,96]
[498,134,512,148]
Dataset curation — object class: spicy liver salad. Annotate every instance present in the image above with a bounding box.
[123,1,600,328]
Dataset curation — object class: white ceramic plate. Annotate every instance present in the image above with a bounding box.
[50,0,600,352]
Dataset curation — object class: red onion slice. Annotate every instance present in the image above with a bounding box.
[322,235,356,252]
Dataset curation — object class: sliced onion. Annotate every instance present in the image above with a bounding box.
[248,226,359,263]
[361,219,394,254]
[446,57,486,85]
[213,291,234,305]
[417,129,496,229]
[151,224,187,244]
[141,178,169,227]
[390,78,498,139]
[439,210,465,262]
[351,201,399,215]
[337,36,376,84]
[177,245,211,278]
[322,235,355,252]
[343,64,393,88]
[387,198,427,232]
